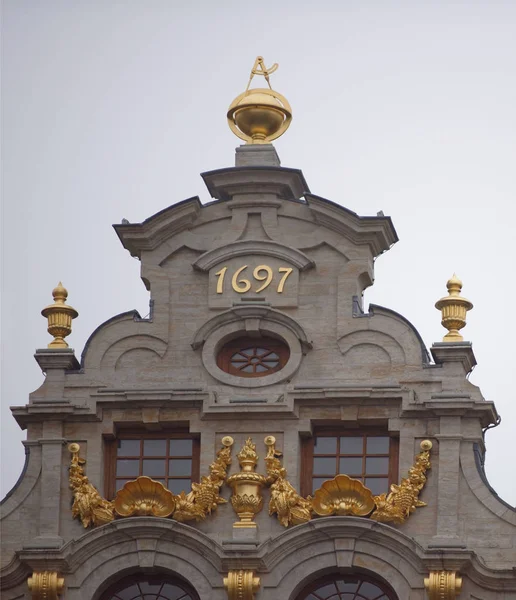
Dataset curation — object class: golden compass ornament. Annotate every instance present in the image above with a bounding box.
[227,56,292,144]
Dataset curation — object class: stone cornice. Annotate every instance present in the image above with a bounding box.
[34,349,80,373]
[201,166,309,201]
[113,196,202,258]
[306,194,398,257]
[430,342,477,374]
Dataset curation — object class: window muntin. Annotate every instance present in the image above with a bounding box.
[217,336,290,378]
[303,432,398,497]
[297,574,396,600]
[101,575,199,600]
[105,433,199,499]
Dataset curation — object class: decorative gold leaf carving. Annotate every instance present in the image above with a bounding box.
[68,443,114,528]
[227,438,267,528]
[28,571,64,600]
[264,436,312,527]
[312,474,375,517]
[370,440,432,524]
[114,477,176,517]
[172,436,234,522]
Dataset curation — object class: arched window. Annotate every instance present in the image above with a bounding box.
[297,573,396,600]
[217,335,290,377]
[100,574,199,600]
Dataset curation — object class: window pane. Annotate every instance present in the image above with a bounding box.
[169,439,193,455]
[116,583,140,599]
[143,439,166,456]
[314,437,337,454]
[162,584,191,600]
[365,477,389,495]
[314,583,337,598]
[336,580,359,592]
[116,459,139,477]
[115,479,133,492]
[241,365,253,373]
[255,364,267,372]
[167,479,191,494]
[312,477,329,493]
[142,459,166,477]
[359,581,383,598]
[168,459,192,477]
[365,457,389,475]
[366,437,390,454]
[117,439,140,456]
[339,436,363,454]
[339,457,363,475]
[140,582,162,593]
[313,457,337,475]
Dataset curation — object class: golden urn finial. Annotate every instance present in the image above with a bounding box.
[435,274,473,342]
[227,56,292,144]
[41,282,78,348]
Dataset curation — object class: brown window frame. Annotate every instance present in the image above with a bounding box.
[217,335,290,378]
[104,431,200,500]
[301,428,399,498]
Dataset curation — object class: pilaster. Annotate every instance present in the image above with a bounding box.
[31,349,79,404]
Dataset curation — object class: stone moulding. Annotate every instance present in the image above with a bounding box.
[224,570,260,600]
[68,436,234,527]
[28,571,64,600]
[192,239,315,272]
[424,571,462,600]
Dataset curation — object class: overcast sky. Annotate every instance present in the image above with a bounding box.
[2,1,515,504]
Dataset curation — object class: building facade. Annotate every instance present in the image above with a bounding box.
[1,61,516,600]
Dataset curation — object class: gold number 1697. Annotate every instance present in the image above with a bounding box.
[214,265,293,294]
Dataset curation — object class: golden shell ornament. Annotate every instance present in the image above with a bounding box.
[113,476,176,517]
[227,56,292,144]
[312,475,376,517]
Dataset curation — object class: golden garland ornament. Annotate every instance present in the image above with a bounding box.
[68,437,234,526]
[28,571,64,600]
[264,435,312,526]
[224,570,260,600]
[424,571,463,600]
[370,440,433,525]
[68,443,115,528]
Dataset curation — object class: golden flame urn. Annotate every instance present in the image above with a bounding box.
[226,438,266,528]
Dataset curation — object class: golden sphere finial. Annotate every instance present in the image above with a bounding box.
[227,56,292,144]
[41,281,79,348]
[435,274,473,342]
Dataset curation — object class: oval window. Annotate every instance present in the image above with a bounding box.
[217,336,290,378]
